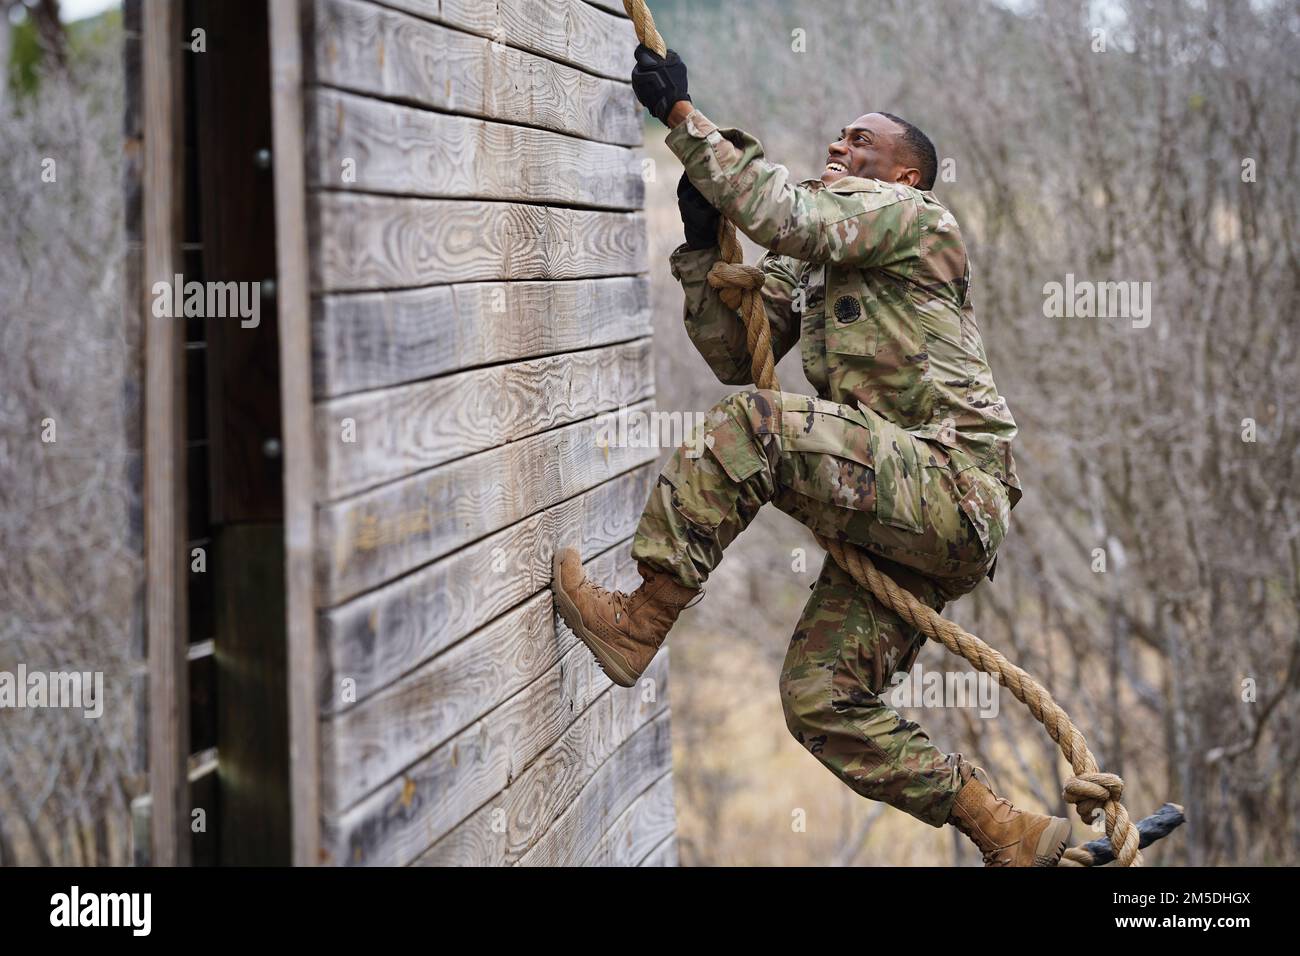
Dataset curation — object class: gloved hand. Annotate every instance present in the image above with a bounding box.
[677,172,720,250]
[631,43,690,125]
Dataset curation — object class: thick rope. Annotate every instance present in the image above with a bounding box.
[623,0,1141,868]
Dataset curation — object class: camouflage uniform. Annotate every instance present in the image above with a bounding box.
[630,109,1023,828]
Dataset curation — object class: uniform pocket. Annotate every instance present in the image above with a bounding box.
[824,271,879,357]
[777,397,877,513]
[953,466,1010,557]
[867,416,927,535]
[703,416,765,483]
[661,414,765,535]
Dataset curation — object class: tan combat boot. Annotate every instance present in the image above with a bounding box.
[947,773,1073,867]
[552,548,700,687]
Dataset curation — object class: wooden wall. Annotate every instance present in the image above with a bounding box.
[297,0,676,865]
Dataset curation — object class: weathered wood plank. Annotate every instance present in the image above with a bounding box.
[271,0,322,867]
[368,0,634,80]
[309,89,643,209]
[418,709,672,866]
[319,547,642,813]
[313,275,651,397]
[316,339,652,500]
[579,771,675,867]
[315,400,657,605]
[312,193,646,292]
[318,465,655,712]
[309,0,640,146]
[322,602,669,866]
[435,0,636,81]
[584,0,630,18]
[513,713,672,866]
[639,835,678,867]
[142,0,189,868]
[323,640,624,864]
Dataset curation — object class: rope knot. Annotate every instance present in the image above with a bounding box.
[1063,771,1124,824]
[706,261,765,291]
[707,261,765,312]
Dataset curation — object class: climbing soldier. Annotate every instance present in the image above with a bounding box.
[552,45,1072,866]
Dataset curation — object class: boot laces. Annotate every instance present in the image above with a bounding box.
[970,764,1018,813]
[956,763,1019,865]
[578,576,634,624]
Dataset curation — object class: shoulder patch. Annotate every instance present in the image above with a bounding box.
[833,295,862,323]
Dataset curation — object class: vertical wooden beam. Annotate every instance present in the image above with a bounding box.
[142,0,190,867]
[268,0,320,866]
[191,0,290,865]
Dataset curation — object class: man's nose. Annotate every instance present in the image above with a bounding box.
[828,139,847,156]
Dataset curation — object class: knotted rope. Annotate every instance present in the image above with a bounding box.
[623,0,1140,867]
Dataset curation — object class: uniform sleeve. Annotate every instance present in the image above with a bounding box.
[666,109,921,270]
[669,242,801,386]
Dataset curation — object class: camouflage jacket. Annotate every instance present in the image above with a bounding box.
[665,109,1022,505]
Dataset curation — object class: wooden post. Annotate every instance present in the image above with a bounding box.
[268,0,321,866]
[142,0,190,867]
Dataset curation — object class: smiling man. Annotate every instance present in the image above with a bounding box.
[553,45,1070,867]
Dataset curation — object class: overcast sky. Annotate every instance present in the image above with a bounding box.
[60,0,120,22]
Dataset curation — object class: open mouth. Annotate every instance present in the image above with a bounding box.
[825,161,848,174]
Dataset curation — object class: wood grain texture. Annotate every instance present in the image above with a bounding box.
[321,567,670,866]
[313,275,651,397]
[142,0,189,868]
[312,192,646,292]
[579,770,675,867]
[318,547,641,813]
[309,0,641,145]
[418,709,672,866]
[435,0,636,81]
[315,339,653,500]
[300,0,675,863]
[584,0,629,18]
[326,646,662,866]
[513,713,672,866]
[318,465,656,712]
[639,834,678,867]
[362,0,635,80]
[270,0,322,867]
[315,400,658,605]
[308,89,644,209]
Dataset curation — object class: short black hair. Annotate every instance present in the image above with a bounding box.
[879,112,938,190]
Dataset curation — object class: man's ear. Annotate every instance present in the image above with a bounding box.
[897,167,922,189]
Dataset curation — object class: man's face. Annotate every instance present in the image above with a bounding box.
[822,113,916,187]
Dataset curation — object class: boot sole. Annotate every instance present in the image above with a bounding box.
[1032,817,1073,866]
[552,553,637,688]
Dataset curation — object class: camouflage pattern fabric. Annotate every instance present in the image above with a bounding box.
[664,109,1022,500]
[630,107,1028,824]
[631,389,1004,602]
[781,554,978,828]
[629,388,997,826]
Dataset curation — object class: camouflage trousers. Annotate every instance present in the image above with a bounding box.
[631,389,1010,826]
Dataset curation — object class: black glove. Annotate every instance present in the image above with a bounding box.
[677,173,720,250]
[631,43,690,125]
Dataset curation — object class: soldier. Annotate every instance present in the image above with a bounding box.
[553,45,1071,866]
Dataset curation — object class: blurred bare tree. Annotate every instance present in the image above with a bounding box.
[0,28,140,865]
[653,0,1299,865]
